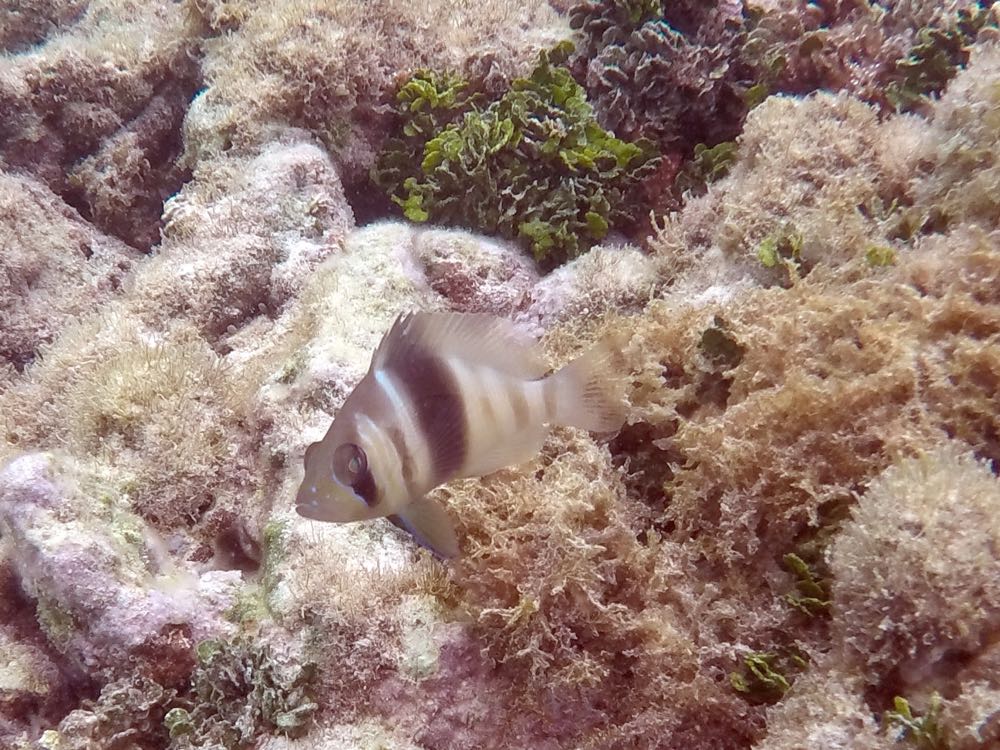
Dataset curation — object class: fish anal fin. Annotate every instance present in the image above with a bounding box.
[388,496,460,558]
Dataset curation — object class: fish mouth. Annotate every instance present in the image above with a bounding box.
[294,486,325,520]
[295,493,350,523]
[294,501,320,520]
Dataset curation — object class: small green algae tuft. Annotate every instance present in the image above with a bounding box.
[34,597,77,652]
[782,552,831,617]
[730,650,808,705]
[675,141,738,197]
[884,693,948,750]
[756,225,803,270]
[224,518,290,625]
[865,244,898,267]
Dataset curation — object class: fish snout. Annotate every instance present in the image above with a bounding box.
[295,483,322,518]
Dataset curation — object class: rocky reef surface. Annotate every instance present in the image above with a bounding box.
[1,1,999,748]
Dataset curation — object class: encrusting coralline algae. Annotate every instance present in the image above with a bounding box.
[1,1,999,749]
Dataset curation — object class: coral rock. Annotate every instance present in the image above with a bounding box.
[0,0,200,249]
[143,135,355,341]
[411,228,539,317]
[0,452,239,683]
[0,172,139,372]
[519,241,658,331]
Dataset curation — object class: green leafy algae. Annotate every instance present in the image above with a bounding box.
[730,651,807,704]
[676,141,738,197]
[756,225,803,269]
[782,552,831,617]
[865,244,898,267]
[885,693,948,750]
[373,41,658,266]
[168,636,318,749]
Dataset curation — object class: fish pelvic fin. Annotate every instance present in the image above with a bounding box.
[548,335,627,433]
[388,495,460,558]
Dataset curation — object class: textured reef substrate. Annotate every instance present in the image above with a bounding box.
[1,1,999,748]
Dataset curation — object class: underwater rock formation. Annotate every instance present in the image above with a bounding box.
[184,0,569,186]
[0,452,239,685]
[0,171,139,372]
[832,445,1000,692]
[756,444,1000,750]
[519,242,659,331]
[0,0,200,250]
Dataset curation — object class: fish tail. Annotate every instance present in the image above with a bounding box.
[547,336,627,433]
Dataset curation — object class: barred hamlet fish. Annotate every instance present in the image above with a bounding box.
[295,311,626,557]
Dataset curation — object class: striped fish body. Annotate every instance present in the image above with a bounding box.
[295,311,625,557]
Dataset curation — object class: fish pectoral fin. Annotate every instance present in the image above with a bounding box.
[388,496,460,559]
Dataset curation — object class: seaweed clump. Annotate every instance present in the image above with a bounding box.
[373,42,659,267]
[886,4,999,112]
[570,0,751,153]
[830,446,1000,687]
[42,636,317,750]
[738,0,998,114]
[165,636,318,748]
[442,429,758,748]
[46,674,179,750]
[884,694,947,749]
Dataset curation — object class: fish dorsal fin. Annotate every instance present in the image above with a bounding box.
[388,495,460,558]
[372,311,547,379]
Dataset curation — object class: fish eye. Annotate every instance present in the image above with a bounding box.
[332,443,367,482]
[331,443,377,507]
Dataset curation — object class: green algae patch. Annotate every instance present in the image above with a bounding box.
[224,518,290,625]
[884,693,947,750]
[730,650,808,705]
[782,552,831,618]
[174,636,318,747]
[373,41,658,267]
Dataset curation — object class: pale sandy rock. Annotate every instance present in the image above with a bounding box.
[259,720,422,750]
[752,668,886,750]
[0,453,240,683]
[0,0,199,248]
[0,171,139,370]
[519,242,659,332]
[137,135,355,341]
[411,227,539,316]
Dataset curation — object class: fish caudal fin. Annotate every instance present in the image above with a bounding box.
[388,495,460,558]
[548,337,627,433]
